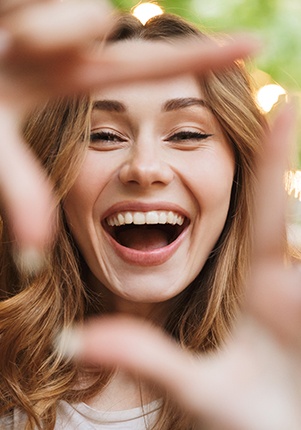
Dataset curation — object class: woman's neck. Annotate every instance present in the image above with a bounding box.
[84,369,160,411]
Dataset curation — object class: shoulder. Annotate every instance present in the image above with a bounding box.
[0,400,161,429]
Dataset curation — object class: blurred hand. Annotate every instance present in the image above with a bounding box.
[62,106,301,430]
[0,0,115,271]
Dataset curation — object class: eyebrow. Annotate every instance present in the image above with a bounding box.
[92,97,208,114]
[92,100,126,113]
[163,97,208,112]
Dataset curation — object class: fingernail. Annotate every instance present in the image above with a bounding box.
[13,247,46,276]
[54,327,82,359]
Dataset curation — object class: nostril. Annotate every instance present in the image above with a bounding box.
[119,159,174,187]
[117,143,174,186]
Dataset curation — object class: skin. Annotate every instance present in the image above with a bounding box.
[63,52,235,316]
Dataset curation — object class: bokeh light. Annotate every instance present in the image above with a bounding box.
[256,84,287,113]
[132,2,163,25]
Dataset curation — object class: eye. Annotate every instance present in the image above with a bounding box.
[165,130,213,149]
[89,130,127,150]
[168,130,213,142]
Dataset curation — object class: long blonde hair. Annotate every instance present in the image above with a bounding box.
[0,13,266,430]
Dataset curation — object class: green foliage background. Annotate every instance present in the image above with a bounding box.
[111,0,301,91]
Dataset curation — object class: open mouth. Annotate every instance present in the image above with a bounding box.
[103,210,189,251]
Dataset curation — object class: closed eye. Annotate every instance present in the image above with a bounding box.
[168,131,213,141]
[89,131,127,150]
[165,130,213,150]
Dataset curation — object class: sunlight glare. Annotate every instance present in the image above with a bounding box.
[285,170,301,201]
[132,3,164,25]
[256,84,287,113]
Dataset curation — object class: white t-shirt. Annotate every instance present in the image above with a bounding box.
[0,400,160,429]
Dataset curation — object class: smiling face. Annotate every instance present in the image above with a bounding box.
[63,58,235,314]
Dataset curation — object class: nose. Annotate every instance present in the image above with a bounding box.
[119,142,174,188]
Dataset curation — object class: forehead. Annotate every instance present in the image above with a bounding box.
[92,73,203,107]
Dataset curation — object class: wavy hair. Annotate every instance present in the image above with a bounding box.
[0,13,266,430]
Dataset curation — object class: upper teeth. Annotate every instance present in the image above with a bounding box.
[106,211,185,227]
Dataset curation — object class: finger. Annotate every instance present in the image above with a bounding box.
[57,316,301,430]
[253,104,296,262]
[0,25,259,102]
[0,0,41,16]
[1,0,114,53]
[247,266,301,349]
[245,105,301,345]
[56,316,210,418]
[0,105,56,273]
[76,36,261,90]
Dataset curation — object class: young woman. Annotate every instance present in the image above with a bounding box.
[71,105,299,430]
[0,10,270,430]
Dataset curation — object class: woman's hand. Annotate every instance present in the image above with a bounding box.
[59,105,301,430]
[0,0,116,271]
[0,0,260,271]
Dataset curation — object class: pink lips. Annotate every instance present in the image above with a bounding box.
[101,201,190,266]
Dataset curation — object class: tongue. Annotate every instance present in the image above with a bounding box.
[118,227,169,251]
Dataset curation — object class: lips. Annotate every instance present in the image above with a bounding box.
[102,204,190,266]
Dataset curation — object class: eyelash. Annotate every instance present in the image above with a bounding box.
[89,130,213,150]
[90,131,126,143]
[166,131,213,142]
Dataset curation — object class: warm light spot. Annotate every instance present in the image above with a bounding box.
[285,170,301,201]
[256,84,287,113]
[132,2,163,25]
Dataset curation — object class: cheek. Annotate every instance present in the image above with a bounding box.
[202,167,234,209]
[63,177,92,223]
[63,179,99,272]
[63,172,99,246]
[63,154,112,219]
[178,150,235,214]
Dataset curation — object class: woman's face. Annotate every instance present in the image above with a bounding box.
[64,46,235,313]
